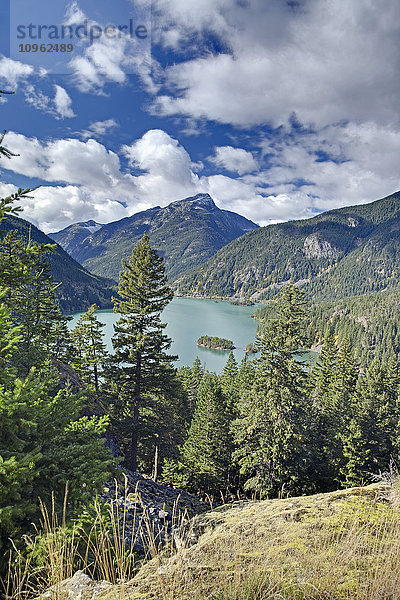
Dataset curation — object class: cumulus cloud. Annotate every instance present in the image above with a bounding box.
[0,56,34,90]
[150,0,400,129]
[0,130,200,231]
[2,122,400,233]
[209,146,258,175]
[121,129,199,201]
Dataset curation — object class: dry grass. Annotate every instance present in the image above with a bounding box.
[5,482,400,600]
[3,478,191,600]
[102,482,400,600]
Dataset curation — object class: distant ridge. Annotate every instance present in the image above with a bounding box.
[3,214,115,313]
[175,190,400,302]
[50,193,258,281]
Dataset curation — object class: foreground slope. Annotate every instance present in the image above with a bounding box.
[50,194,258,281]
[176,191,400,301]
[101,482,399,600]
[2,214,115,313]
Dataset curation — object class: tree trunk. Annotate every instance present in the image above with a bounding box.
[153,445,159,481]
[129,352,141,472]
[129,404,139,472]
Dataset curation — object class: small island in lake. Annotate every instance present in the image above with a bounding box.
[197,335,235,351]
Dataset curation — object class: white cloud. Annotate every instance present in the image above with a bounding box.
[0,182,18,199]
[150,0,400,129]
[79,119,119,140]
[1,122,400,233]
[209,146,257,175]
[65,3,151,94]
[0,130,200,231]
[24,85,52,113]
[22,185,129,233]
[0,56,34,91]
[54,85,76,119]
[23,84,75,120]
[121,129,199,200]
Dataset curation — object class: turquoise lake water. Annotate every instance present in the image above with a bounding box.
[68,297,260,373]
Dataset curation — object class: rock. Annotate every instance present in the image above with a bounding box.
[303,234,337,259]
[100,469,211,555]
[40,570,111,600]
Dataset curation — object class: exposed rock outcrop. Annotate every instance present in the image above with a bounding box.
[303,234,338,259]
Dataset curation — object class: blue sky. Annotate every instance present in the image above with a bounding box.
[0,0,400,233]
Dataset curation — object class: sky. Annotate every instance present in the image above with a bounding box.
[0,0,400,233]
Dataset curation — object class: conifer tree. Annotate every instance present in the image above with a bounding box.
[0,196,114,571]
[233,284,314,497]
[220,351,239,417]
[177,356,204,423]
[341,359,400,485]
[181,373,231,494]
[310,334,342,489]
[106,233,177,472]
[72,304,107,394]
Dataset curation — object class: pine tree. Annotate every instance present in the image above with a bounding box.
[181,373,231,494]
[341,359,400,485]
[0,227,70,372]
[220,351,239,417]
[310,334,342,489]
[105,233,177,472]
[233,284,314,497]
[72,304,107,394]
[177,357,204,423]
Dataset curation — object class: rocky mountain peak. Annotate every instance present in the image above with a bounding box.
[171,193,217,212]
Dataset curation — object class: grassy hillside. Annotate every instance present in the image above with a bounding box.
[97,482,400,600]
[2,214,115,313]
[50,194,258,282]
[176,191,400,301]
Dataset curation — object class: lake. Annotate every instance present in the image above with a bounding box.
[68,297,260,373]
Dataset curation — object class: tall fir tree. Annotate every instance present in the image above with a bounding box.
[220,351,239,418]
[105,233,177,472]
[341,359,400,486]
[181,373,231,494]
[72,304,107,395]
[310,333,342,490]
[233,284,314,497]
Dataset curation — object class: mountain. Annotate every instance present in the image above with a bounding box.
[2,214,115,313]
[49,194,258,281]
[49,220,103,257]
[175,191,400,301]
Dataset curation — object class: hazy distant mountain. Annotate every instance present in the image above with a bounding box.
[3,214,115,313]
[175,191,400,301]
[49,220,103,257]
[50,194,258,281]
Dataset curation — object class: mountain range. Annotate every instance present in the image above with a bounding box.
[49,194,258,282]
[2,214,115,313]
[175,191,400,301]
[9,190,400,313]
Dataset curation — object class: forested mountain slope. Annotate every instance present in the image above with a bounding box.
[49,194,258,281]
[254,288,400,367]
[176,191,400,301]
[2,214,115,313]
